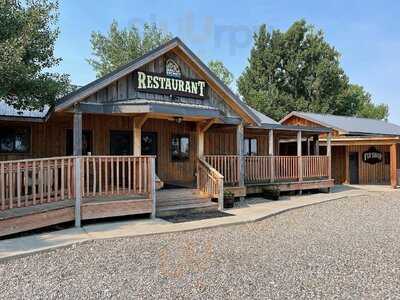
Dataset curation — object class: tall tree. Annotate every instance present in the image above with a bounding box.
[208,60,234,86]
[0,0,70,111]
[87,21,172,77]
[338,84,388,120]
[238,20,388,120]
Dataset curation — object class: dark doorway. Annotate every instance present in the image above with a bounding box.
[66,129,93,155]
[110,131,132,155]
[141,132,158,172]
[349,152,359,184]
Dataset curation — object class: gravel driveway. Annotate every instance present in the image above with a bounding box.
[2,192,400,299]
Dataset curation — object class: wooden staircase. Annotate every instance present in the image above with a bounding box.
[156,188,217,214]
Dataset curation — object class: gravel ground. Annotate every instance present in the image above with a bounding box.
[2,192,400,299]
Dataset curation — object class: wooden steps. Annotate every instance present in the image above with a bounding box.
[156,188,217,212]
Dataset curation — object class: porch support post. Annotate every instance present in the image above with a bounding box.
[314,135,319,156]
[390,143,398,189]
[327,132,332,180]
[344,146,350,184]
[196,119,216,189]
[307,137,311,155]
[297,131,303,184]
[236,123,245,197]
[73,108,82,227]
[133,114,148,156]
[150,157,157,218]
[269,129,275,182]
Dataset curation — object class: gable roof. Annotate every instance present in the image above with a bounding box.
[55,37,260,125]
[280,111,400,136]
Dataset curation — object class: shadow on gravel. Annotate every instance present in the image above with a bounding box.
[161,211,233,223]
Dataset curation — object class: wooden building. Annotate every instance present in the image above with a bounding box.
[0,38,333,236]
[281,112,400,188]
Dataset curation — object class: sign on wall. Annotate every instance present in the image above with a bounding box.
[362,147,383,164]
[133,59,207,99]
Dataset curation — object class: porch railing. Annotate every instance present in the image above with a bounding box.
[204,155,240,186]
[197,158,224,210]
[205,155,329,185]
[0,155,155,212]
[302,156,329,178]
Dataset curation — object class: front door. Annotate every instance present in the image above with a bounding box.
[349,152,359,184]
[141,132,158,172]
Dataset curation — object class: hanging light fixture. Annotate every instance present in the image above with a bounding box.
[174,116,183,124]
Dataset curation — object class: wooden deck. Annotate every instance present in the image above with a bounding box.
[0,195,151,237]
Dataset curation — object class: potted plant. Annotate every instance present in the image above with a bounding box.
[223,191,235,208]
[262,186,280,200]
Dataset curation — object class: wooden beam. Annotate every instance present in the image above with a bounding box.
[344,146,349,184]
[133,114,148,156]
[198,118,217,133]
[314,135,319,155]
[390,143,398,188]
[327,132,332,180]
[269,129,275,182]
[297,131,303,184]
[73,109,82,156]
[237,123,245,190]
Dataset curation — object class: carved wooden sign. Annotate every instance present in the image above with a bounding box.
[362,147,383,164]
[133,71,207,99]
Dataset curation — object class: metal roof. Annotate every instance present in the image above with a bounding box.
[282,111,400,136]
[245,105,279,125]
[0,101,49,120]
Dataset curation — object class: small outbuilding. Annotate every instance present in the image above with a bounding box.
[281,112,400,188]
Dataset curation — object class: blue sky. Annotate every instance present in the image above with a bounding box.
[54,0,400,122]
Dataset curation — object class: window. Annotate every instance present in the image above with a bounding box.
[171,135,189,161]
[0,127,30,153]
[165,59,181,78]
[384,152,390,165]
[66,129,93,155]
[110,131,132,155]
[244,138,257,156]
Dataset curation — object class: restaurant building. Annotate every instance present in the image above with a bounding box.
[0,37,333,236]
[281,112,400,188]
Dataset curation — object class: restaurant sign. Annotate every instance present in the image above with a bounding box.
[133,71,207,99]
[362,147,383,164]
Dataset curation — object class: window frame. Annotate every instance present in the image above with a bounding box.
[244,137,258,156]
[0,126,31,154]
[171,135,190,162]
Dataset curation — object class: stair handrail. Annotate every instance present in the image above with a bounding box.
[197,158,224,210]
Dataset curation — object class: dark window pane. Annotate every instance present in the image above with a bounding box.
[244,138,250,156]
[110,131,132,155]
[171,135,190,161]
[250,138,257,155]
[0,127,30,153]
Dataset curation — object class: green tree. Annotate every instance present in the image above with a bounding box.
[0,0,70,111]
[338,84,388,120]
[208,60,234,86]
[87,21,172,77]
[238,20,388,120]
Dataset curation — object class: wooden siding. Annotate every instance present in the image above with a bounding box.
[282,115,340,136]
[332,146,346,184]
[347,145,390,185]
[82,50,239,118]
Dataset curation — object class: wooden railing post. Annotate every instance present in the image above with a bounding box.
[327,132,332,180]
[150,157,157,218]
[218,177,224,211]
[236,123,245,201]
[269,129,275,182]
[297,131,303,184]
[74,156,82,227]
